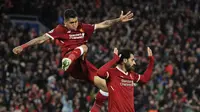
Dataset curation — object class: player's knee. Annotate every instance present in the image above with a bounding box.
[81,44,88,53]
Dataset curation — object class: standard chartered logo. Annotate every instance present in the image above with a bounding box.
[120,79,134,86]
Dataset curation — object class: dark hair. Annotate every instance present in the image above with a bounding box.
[117,49,133,64]
[64,9,78,20]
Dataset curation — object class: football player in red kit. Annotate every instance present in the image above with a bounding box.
[97,47,154,112]
[13,9,133,111]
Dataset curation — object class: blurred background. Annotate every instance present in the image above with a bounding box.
[0,0,200,112]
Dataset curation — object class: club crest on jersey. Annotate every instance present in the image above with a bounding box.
[69,33,85,39]
[79,28,84,33]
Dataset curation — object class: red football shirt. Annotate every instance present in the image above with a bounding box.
[45,23,95,58]
[97,55,154,112]
[44,23,98,82]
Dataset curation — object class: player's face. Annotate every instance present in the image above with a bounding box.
[125,54,136,71]
[64,17,78,30]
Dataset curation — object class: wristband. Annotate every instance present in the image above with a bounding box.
[21,44,28,49]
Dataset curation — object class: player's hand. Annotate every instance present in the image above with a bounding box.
[114,48,121,57]
[114,48,118,55]
[13,46,23,54]
[119,11,134,22]
[147,47,153,57]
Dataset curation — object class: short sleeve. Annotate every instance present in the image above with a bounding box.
[81,23,95,40]
[45,29,58,40]
[45,25,66,40]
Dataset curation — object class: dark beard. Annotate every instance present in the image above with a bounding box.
[125,63,135,72]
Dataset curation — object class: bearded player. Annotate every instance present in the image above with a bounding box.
[13,9,133,111]
[97,47,154,112]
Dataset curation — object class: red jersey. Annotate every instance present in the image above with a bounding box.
[45,23,95,58]
[45,23,97,82]
[97,55,154,112]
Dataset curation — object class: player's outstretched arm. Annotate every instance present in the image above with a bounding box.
[13,35,50,54]
[97,48,120,77]
[95,11,134,29]
[137,47,155,83]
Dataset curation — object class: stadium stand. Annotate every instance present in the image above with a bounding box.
[0,0,200,111]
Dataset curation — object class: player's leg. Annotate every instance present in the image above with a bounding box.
[84,60,108,112]
[62,44,88,71]
[93,76,107,92]
[90,76,108,112]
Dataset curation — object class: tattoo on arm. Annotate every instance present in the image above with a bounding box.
[25,35,49,46]
[101,18,121,27]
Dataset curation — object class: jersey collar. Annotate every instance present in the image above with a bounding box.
[116,66,128,75]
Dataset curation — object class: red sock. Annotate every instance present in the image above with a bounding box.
[90,91,108,112]
[67,48,82,62]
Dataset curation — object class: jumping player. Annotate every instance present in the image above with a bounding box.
[12,9,134,111]
[97,47,154,112]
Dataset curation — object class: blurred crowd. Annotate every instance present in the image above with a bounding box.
[0,0,200,112]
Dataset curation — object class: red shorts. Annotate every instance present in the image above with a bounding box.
[66,58,97,84]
